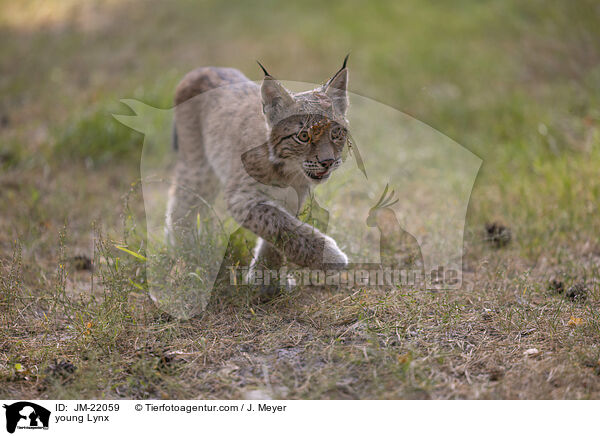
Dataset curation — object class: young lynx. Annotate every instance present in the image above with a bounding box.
[166,57,351,292]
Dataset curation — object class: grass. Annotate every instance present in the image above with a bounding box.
[1,0,600,399]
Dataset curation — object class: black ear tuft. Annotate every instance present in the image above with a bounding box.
[324,55,350,115]
[342,53,350,69]
[256,60,271,77]
[325,54,350,90]
[261,71,294,125]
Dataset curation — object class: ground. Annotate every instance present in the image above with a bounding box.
[1,0,600,399]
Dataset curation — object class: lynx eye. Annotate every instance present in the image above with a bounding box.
[295,130,311,144]
[330,125,347,142]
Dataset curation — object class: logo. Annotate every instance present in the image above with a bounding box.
[3,402,50,434]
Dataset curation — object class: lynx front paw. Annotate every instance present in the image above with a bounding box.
[321,235,348,268]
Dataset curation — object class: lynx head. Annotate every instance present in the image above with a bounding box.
[259,56,350,184]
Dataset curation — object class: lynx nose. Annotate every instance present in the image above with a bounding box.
[319,158,335,169]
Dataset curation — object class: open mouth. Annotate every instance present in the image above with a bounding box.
[304,169,331,181]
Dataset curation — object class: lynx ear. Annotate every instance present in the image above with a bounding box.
[324,54,349,115]
[258,62,294,125]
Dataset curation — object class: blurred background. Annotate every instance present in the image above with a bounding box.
[2,0,599,254]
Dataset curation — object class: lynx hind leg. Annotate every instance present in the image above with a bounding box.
[165,159,220,249]
[163,159,222,312]
[166,94,222,248]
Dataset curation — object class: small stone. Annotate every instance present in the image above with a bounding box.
[548,278,564,294]
[488,368,504,381]
[566,283,587,302]
[523,348,540,357]
[482,308,493,320]
[485,222,511,248]
[45,359,77,379]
